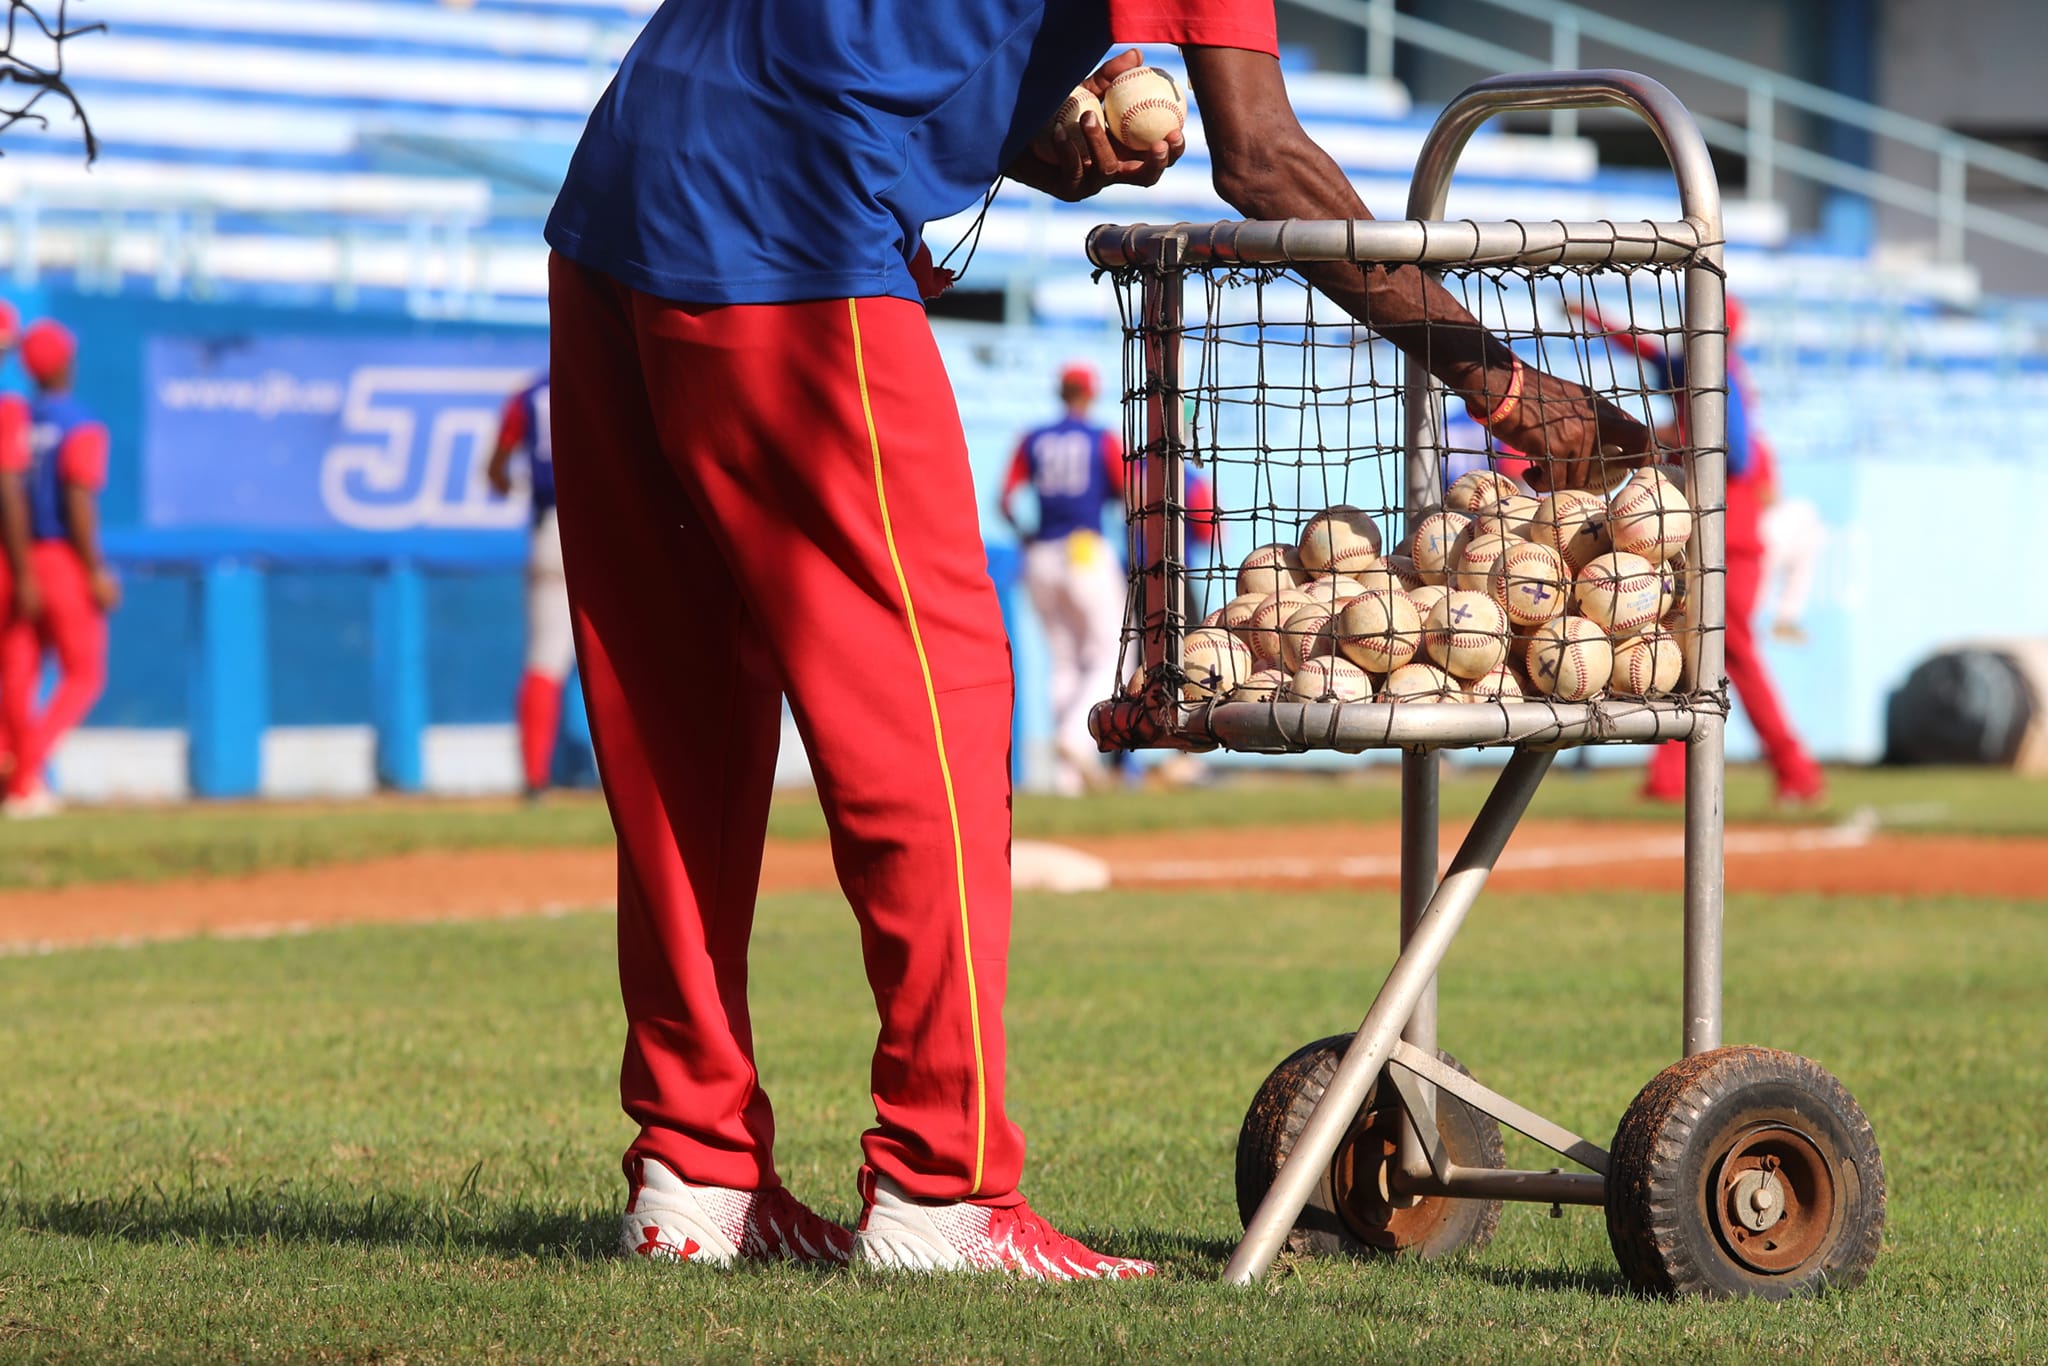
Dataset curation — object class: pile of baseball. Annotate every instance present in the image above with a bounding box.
[1173,467,1695,706]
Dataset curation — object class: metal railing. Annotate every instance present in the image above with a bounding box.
[1306,0,2048,267]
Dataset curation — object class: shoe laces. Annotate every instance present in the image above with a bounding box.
[986,1201,1153,1281]
[742,1186,853,1265]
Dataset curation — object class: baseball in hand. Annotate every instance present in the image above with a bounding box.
[1102,66,1186,147]
[1052,85,1104,136]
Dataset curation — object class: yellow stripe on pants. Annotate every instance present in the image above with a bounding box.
[846,297,989,1195]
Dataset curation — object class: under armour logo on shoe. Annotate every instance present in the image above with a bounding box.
[635,1224,700,1260]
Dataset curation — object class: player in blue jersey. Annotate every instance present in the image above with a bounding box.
[485,372,571,801]
[1002,363,1126,795]
[545,0,1650,1279]
[0,320,116,819]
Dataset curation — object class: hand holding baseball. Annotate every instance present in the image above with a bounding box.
[1485,366,1654,493]
[1024,49,1183,202]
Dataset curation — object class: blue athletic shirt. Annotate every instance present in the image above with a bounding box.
[25,394,108,543]
[1016,416,1118,541]
[546,1,1278,306]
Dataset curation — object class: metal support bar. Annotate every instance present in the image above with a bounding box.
[1747,82,1775,204]
[1395,752,1440,1185]
[1366,0,1395,82]
[1937,143,1966,263]
[1391,1166,1607,1206]
[1390,1041,1610,1174]
[1548,17,1579,141]
[1386,1058,1450,1181]
[1224,749,1557,1285]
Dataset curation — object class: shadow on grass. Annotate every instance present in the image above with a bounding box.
[8,1183,619,1261]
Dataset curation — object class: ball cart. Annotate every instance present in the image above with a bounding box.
[1085,70,1885,1297]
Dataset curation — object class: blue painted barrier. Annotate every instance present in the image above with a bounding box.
[371,562,428,791]
[188,562,267,797]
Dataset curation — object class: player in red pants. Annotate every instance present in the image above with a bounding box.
[484,371,571,800]
[1575,299,1824,806]
[1643,431,1824,805]
[0,320,117,819]
[0,301,30,794]
[547,0,1647,1278]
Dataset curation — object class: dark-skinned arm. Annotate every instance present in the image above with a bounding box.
[62,483,119,612]
[1181,47,1651,491]
[0,472,36,620]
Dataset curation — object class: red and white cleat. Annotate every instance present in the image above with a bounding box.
[853,1171,1155,1281]
[621,1155,853,1267]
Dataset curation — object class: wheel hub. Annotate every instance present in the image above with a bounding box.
[1710,1123,1837,1274]
[1331,1105,1439,1250]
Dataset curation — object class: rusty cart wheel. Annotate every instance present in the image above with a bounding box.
[1235,1035,1506,1260]
[1606,1046,1885,1299]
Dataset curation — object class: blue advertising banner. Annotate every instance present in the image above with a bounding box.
[145,335,546,534]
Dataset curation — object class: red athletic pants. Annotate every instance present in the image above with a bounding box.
[1,542,107,799]
[1646,549,1817,794]
[547,254,1025,1202]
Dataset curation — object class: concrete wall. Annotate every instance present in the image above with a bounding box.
[1874,0,2048,294]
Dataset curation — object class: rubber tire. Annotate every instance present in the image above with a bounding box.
[1235,1034,1507,1260]
[1606,1045,1886,1299]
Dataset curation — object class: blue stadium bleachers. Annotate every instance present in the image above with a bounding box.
[11,0,2048,798]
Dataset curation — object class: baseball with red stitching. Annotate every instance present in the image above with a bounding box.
[1336,588,1422,675]
[1236,541,1310,598]
[1424,590,1510,680]
[1102,66,1185,147]
[1284,654,1374,703]
[1524,616,1613,700]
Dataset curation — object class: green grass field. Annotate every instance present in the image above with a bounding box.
[5,764,2048,891]
[4,873,2046,1359]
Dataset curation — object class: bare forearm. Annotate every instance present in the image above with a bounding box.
[0,475,31,576]
[63,487,104,575]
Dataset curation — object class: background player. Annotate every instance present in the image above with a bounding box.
[0,301,29,796]
[1,320,117,819]
[1574,297,1825,806]
[1001,362,1126,795]
[485,371,572,801]
[544,2,1649,1281]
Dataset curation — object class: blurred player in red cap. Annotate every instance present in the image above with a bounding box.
[1001,362,1125,794]
[0,319,118,819]
[484,370,569,801]
[0,300,30,794]
[544,0,1647,1278]
[1575,297,1824,807]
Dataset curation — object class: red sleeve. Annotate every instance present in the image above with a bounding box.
[57,421,109,491]
[1101,432,1124,492]
[496,392,530,455]
[0,396,26,474]
[1577,305,1666,364]
[1002,442,1032,501]
[1108,0,1278,56]
[1184,469,1217,548]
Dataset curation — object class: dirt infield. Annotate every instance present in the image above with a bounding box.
[5,816,2044,954]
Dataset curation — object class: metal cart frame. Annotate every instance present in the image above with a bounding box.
[1088,70,1735,1286]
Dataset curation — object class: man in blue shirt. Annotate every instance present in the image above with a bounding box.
[545,0,1649,1280]
[1001,363,1126,795]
